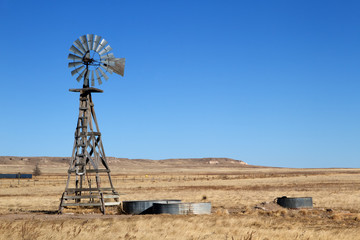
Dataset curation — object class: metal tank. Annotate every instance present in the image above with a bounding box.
[153,202,212,215]
[276,196,313,208]
[121,200,181,214]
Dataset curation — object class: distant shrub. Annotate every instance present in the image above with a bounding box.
[33,163,41,176]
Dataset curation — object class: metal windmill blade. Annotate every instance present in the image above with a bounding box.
[86,34,94,50]
[68,53,83,61]
[79,35,89,52]
[73,40,86,55]
[71,65,85,76]
[93,35,101,51]
[87,34,94,50]
[99,45,112,56]
[95,39,108,52]
[98,67,109,80]
[69,45,83,57]
[95,69,103,85]
[100,53,115,60]
[76,68,87,82]
[68,61,84,68]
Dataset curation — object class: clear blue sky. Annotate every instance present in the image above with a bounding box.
[0,0,359,168]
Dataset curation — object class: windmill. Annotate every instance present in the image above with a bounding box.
[59,34,125,214]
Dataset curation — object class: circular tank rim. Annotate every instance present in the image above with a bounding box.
[277,197,312,200]
[153,202,211,205]
[122,199,181,203]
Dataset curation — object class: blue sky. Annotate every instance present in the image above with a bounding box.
[0,0,359,168]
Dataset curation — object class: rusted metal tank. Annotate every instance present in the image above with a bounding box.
[276,196,313,208]
[153,202,211,215]
[121,200,181,214]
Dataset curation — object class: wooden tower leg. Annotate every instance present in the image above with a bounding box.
[58,192,65,214]
[100,192,106,214]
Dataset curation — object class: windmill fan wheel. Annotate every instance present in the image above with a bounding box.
[68,34,125,87]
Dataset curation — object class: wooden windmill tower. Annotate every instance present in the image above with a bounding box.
[59,34,125,214]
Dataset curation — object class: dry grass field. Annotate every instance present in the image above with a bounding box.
[0,157,360,239]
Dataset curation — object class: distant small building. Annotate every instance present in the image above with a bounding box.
[208,160,219,165]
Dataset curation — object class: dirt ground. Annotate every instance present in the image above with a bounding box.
[0,160,360,239]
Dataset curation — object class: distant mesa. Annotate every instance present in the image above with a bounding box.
[0,156,248,174]
[0,156,247,166]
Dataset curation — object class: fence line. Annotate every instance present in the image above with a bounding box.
[0,174,270,187]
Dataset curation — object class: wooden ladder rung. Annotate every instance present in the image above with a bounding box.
[63,194,119,200]
[86,169,109,173]
[80,132,101,136]
[104,202,121,206]
[65,187,115,193]
[63,195,101,199]
[67,169,109,173]
[62,202,102,207]
[62,202,120,207]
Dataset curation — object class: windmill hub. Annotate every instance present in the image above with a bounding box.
[59,34,126,215]
[83,56,93,64]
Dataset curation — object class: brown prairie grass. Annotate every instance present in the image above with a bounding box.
[0,213,359,240]
[0,167,360,239]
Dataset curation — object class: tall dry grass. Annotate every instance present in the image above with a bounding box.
[0,168,360,239]
[0,213,359,240]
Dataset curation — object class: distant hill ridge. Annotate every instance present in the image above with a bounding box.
[0,156,247,167]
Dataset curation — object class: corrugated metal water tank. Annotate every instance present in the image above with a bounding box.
[153,202,211,215]
[122,200,181,214]
[276,197,313,208]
